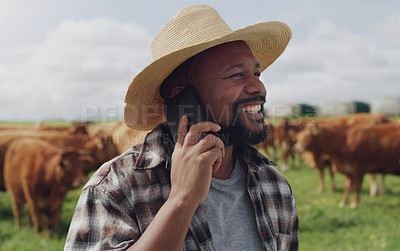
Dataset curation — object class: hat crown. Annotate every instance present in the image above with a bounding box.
[151,5,233,60]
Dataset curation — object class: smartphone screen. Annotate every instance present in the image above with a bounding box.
[163,85,208,143]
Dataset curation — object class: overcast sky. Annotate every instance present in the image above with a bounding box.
[0,0,399,121]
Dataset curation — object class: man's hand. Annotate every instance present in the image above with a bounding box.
[169,115,225,207]
[128,115,225,251]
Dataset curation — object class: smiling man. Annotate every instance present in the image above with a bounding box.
[65,5,298,251]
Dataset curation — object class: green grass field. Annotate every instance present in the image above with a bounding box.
[0,150,399,250]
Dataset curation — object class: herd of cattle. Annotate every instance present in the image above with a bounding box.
[258,112,400,208]
[0,112,399,237]
[0,121,147,237]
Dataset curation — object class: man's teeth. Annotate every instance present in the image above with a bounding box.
[240,105,261,113]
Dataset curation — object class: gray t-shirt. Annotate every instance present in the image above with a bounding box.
[203,158,264,250]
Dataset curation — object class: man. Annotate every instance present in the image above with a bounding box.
[65,4,298,251]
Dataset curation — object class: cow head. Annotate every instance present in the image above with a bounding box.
[83,134,120,173]
[94,134,120,164]
[59,150,88,189]
[295,123,321,153]
[71,122,89,135]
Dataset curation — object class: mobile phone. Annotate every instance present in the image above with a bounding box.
[163,85,210,143]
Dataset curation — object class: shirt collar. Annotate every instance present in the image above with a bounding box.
[235,144,277,173]
[132,123,174,170]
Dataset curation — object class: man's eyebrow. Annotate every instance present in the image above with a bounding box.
[224,62,261,73]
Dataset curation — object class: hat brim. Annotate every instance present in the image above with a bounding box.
[124,21,291,130]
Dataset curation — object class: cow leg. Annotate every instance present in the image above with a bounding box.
[27,209,33,228]
[270,144,277,161]
[350,174,364,208]
[25,202,43,236]
[46,209,61,238]
[9,195,23,229]
[316,165,324,193]
[339,175,352,207]
[22,182,43,235]
[280,142,289,171]
[290,149,295,169]
[328,165,336,192]
[379,174,385,195]
[46,207,61,238]
[369,174,377,197]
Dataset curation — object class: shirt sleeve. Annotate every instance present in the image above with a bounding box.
[64,186,140,251]
[289,195,299,251]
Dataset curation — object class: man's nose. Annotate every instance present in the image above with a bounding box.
[245,76,266,97]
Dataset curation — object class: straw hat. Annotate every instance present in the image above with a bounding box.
[124,4,291,130]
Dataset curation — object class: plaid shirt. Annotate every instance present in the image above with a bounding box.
[64,123,299,251]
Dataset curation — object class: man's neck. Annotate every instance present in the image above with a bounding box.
[212,145,234,180]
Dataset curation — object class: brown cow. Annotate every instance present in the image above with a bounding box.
[274,118,305,171]
[4,138,89,237]
[295,121,400,207]
[36,122,89,135]
[0,130,120,190]
[299,113,391,194]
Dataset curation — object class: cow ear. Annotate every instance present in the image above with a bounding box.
[311,125,319,136]
[305,119,316,128]
[60,151,77,170]
[95,134,113,149]
[60,159,72,170]
[96,138,104,149]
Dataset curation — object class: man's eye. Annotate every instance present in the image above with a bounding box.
[230,73,243,78]
[254,72,261,77]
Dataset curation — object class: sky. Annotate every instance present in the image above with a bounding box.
[0,0,399,121]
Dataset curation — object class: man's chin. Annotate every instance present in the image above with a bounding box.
[218,119,267,146]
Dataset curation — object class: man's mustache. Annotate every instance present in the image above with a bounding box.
[232,95,266,113]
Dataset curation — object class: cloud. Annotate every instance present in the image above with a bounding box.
[1,12,399,121]
[0,18,153,121]
[264,13,400,109]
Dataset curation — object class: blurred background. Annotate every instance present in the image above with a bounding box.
[0,0,399,121]
[0,0,399,250]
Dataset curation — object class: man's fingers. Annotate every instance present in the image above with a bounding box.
[184,122,221,146]
[199,147,223,172]
[176,115,188,145]
[193,134,225,157]
[212,155,223,172]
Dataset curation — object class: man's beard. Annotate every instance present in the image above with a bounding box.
[217,96,268,146]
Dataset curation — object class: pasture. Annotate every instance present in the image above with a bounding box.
[0,119,399,250]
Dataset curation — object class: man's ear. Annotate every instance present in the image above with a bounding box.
[171,86,186,99]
